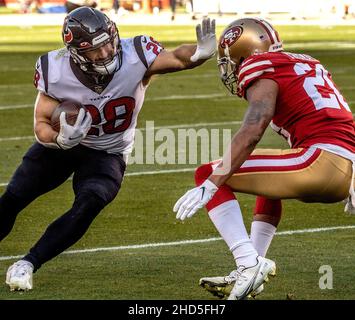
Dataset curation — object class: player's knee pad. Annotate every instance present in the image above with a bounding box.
[254,196,282,223]
[79,179,120,206]
[73,191,107,219]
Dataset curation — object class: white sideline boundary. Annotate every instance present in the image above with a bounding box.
[0,167,196,187]
[0,93,227,111]
[0,120,242,143]
[0,225,354,262]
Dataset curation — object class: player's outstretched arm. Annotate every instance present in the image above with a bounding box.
[145,17,216,77]
[209,78,278,187]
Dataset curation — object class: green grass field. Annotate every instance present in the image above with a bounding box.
[0,23,354,300]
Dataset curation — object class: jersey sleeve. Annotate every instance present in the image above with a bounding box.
[237,53,277,98]
[133,35,164,69]
[33,55,47,94]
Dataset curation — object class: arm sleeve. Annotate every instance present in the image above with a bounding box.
[33,55,48,94]
[33,54,61,149]
[133,35,164,69]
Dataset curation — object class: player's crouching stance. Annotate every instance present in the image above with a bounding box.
[1,7,217,291]
[174,18,354,300]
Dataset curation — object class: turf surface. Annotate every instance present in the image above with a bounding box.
[0,23,354,300]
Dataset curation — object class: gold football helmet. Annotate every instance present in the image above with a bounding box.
[218,18,283,95]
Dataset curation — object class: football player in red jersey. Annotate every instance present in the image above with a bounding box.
[174,18,355,300]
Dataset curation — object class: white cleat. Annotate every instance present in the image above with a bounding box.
[227,256,276,300]
[251,284,264,298]
[200,270,267,299]
[199,270,239,299]
[5,260,34,291]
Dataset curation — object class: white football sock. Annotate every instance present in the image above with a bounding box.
[208,200,258,268]
[250,220,277,257]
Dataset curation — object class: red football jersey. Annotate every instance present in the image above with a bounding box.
[237,51,355,153]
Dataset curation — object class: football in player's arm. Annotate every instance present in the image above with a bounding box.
[0,7,216,291]
[173,18,355,300]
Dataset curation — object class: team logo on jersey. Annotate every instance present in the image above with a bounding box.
[220,26,243,48]
[94,85,104,94]
[63,27,73,44]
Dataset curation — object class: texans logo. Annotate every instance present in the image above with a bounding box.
[220,26,243,48]
[64,28,73,43]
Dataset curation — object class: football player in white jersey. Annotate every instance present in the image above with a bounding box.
[0,6,216,291]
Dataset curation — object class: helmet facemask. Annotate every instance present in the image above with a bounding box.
[69,23,122,76]
[218,45,238,95]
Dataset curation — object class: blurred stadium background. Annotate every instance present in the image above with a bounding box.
[0,1,354,300]
[1,0,355,22]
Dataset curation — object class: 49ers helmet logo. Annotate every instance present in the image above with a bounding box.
[220,26,243,48]
[63,27,73,44]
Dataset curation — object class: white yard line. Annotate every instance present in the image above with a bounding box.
[0,93,226,111]
[0,225,354,262]
[285,42,355,48]
[124,167,195,176]
[0,167,196,187]
[0,104,33,110]
[151,120,241,130]
[1,96,353,111]
[146,93,225,101]
[0,120,241,142]
[0,136,34,142]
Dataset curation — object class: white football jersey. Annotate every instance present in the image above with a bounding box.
[34,35,163,155]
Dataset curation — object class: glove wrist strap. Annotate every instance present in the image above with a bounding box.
[55,134,64,150]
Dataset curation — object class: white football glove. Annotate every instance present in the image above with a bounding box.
[174,179,218,220]
[190,17,217,62]
[56,108,92,150]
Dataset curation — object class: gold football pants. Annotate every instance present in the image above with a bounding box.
[222,147,353,203]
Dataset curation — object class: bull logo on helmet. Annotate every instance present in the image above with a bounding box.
[63,27,73,44]
[220,26,243,48]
